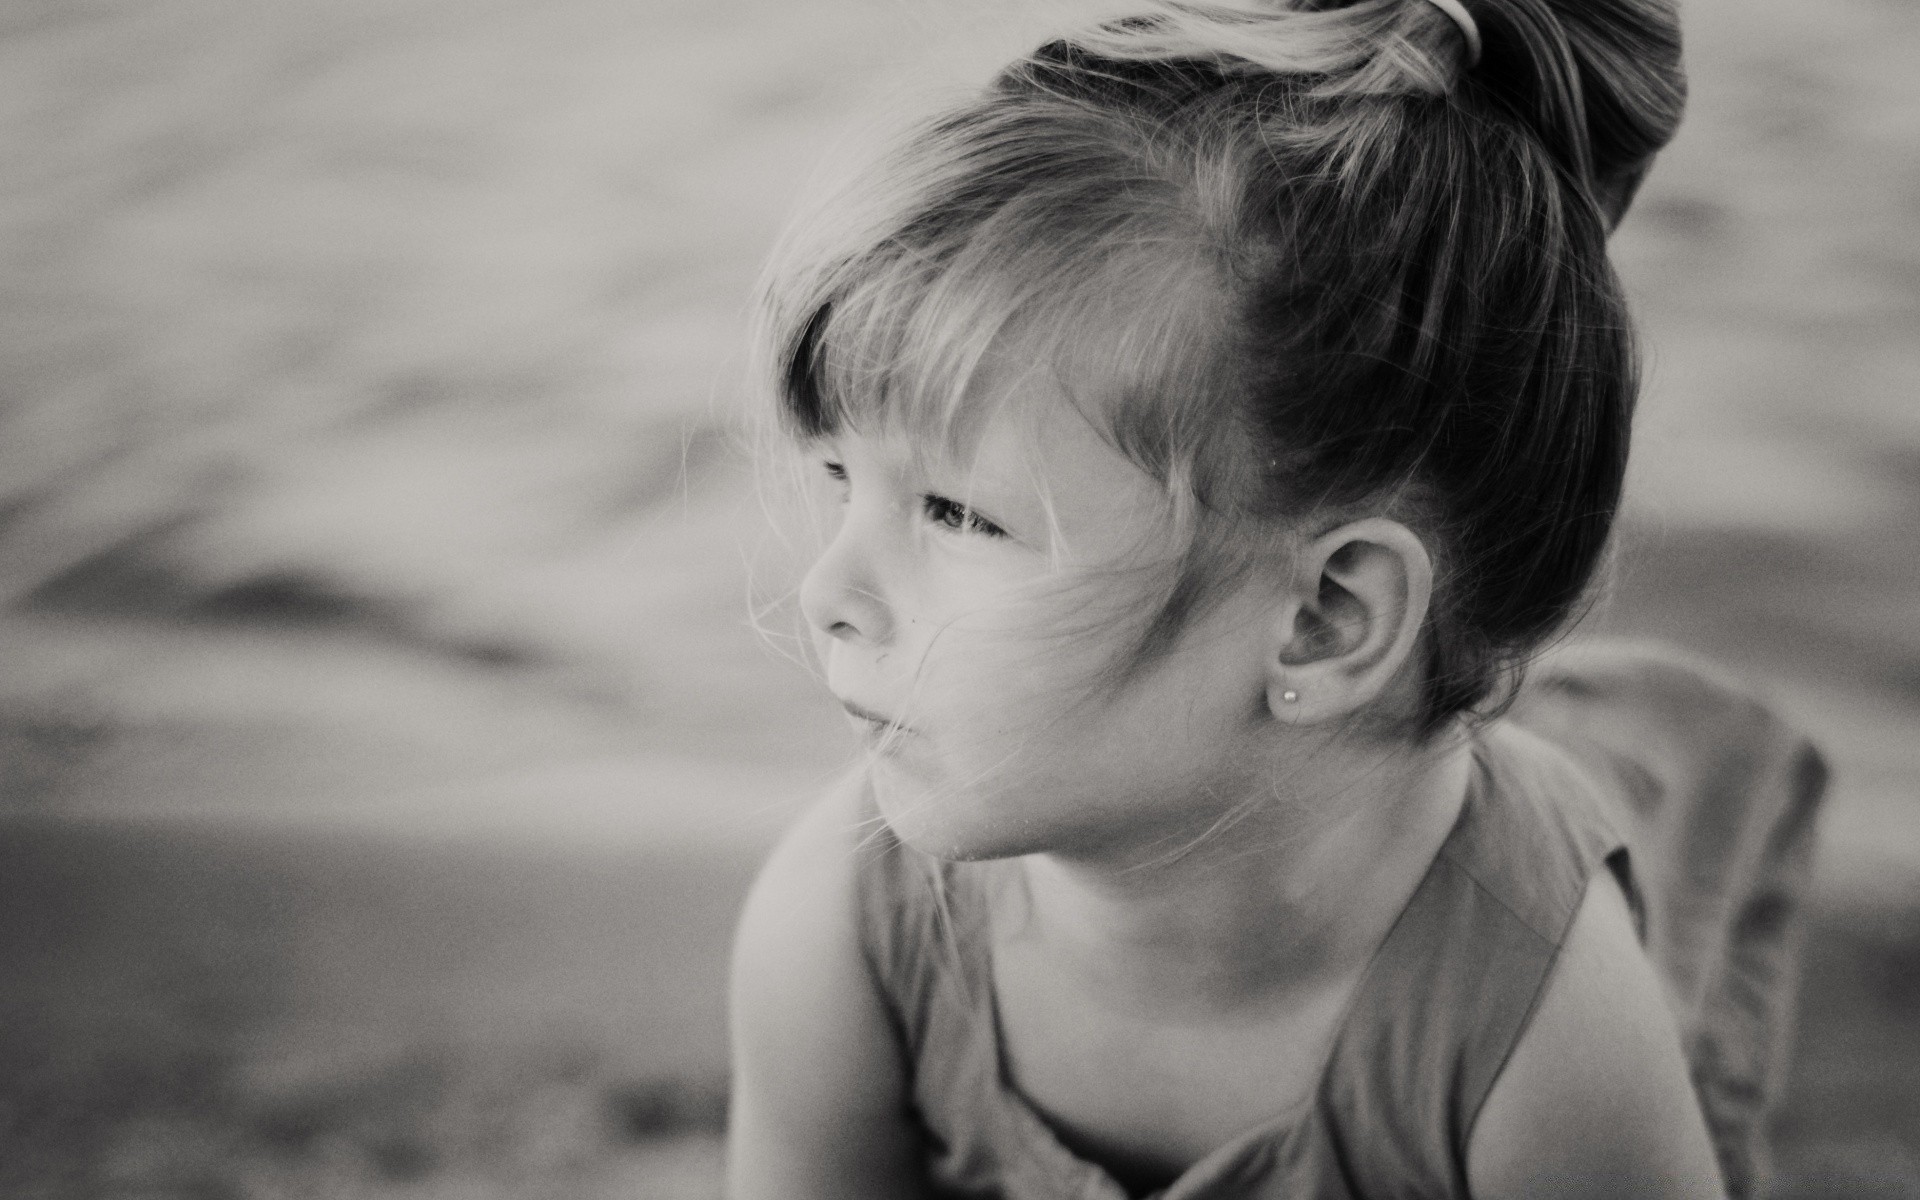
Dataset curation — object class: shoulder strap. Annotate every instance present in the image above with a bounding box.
[852,804,949,1048]
[853,803,1122,1198]
[1315,722,1625,1197]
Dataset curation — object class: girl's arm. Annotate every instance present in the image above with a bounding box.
[1466,869,1726,1199]
[726,779,933,1200]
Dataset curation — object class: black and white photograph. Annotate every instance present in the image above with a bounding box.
[1,0,1915,1196]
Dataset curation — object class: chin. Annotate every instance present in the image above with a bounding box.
[868,763,1051,863]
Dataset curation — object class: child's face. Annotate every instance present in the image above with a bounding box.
[799,374,1284,863]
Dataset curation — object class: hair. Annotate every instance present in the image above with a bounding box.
[758,0,1686,733]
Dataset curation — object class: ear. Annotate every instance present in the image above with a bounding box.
[1265,517,1433,725]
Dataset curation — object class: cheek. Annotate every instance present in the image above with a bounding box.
[910,574,1145,725]
[948,591,1263,778]
[871,580,1271,859]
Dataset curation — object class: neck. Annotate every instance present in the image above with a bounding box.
[1008,728,1475,1015]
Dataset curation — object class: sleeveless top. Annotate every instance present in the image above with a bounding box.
[853,644,1827,1200]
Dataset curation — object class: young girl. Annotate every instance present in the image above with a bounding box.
[727,1,1819,1196]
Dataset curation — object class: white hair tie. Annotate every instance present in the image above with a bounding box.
[1422,0,1483,68]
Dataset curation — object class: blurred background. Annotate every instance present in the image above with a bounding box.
[0,0,1915,1195]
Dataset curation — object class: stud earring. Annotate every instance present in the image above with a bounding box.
[1281,689,1299,704]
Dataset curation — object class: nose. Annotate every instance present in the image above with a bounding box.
[798,518,894,647]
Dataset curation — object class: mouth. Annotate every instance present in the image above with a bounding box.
[838,698,913,743]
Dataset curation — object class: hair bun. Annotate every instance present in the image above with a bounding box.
[1061,0,1480,99]
[1052,0,1684,227]
[1459,0,1685,225]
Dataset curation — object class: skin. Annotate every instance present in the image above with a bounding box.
[727,366,1725,1199]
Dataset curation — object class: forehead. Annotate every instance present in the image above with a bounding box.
[981,356,1168,512]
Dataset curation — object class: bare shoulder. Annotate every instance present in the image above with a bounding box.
[726,771,930,1200]
[733,769,883,968]
[1466,867,1726,1199]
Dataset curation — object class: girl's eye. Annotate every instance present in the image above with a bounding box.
[922,494,1007,538]
[821,460,849,495]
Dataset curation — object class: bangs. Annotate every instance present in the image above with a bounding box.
[760,97,1247,499]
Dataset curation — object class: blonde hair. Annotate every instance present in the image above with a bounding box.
[758,0,1685,729]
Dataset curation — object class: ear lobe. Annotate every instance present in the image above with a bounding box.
[1267,518,1433,724]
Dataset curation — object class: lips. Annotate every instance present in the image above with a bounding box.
[838,698,913,744]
